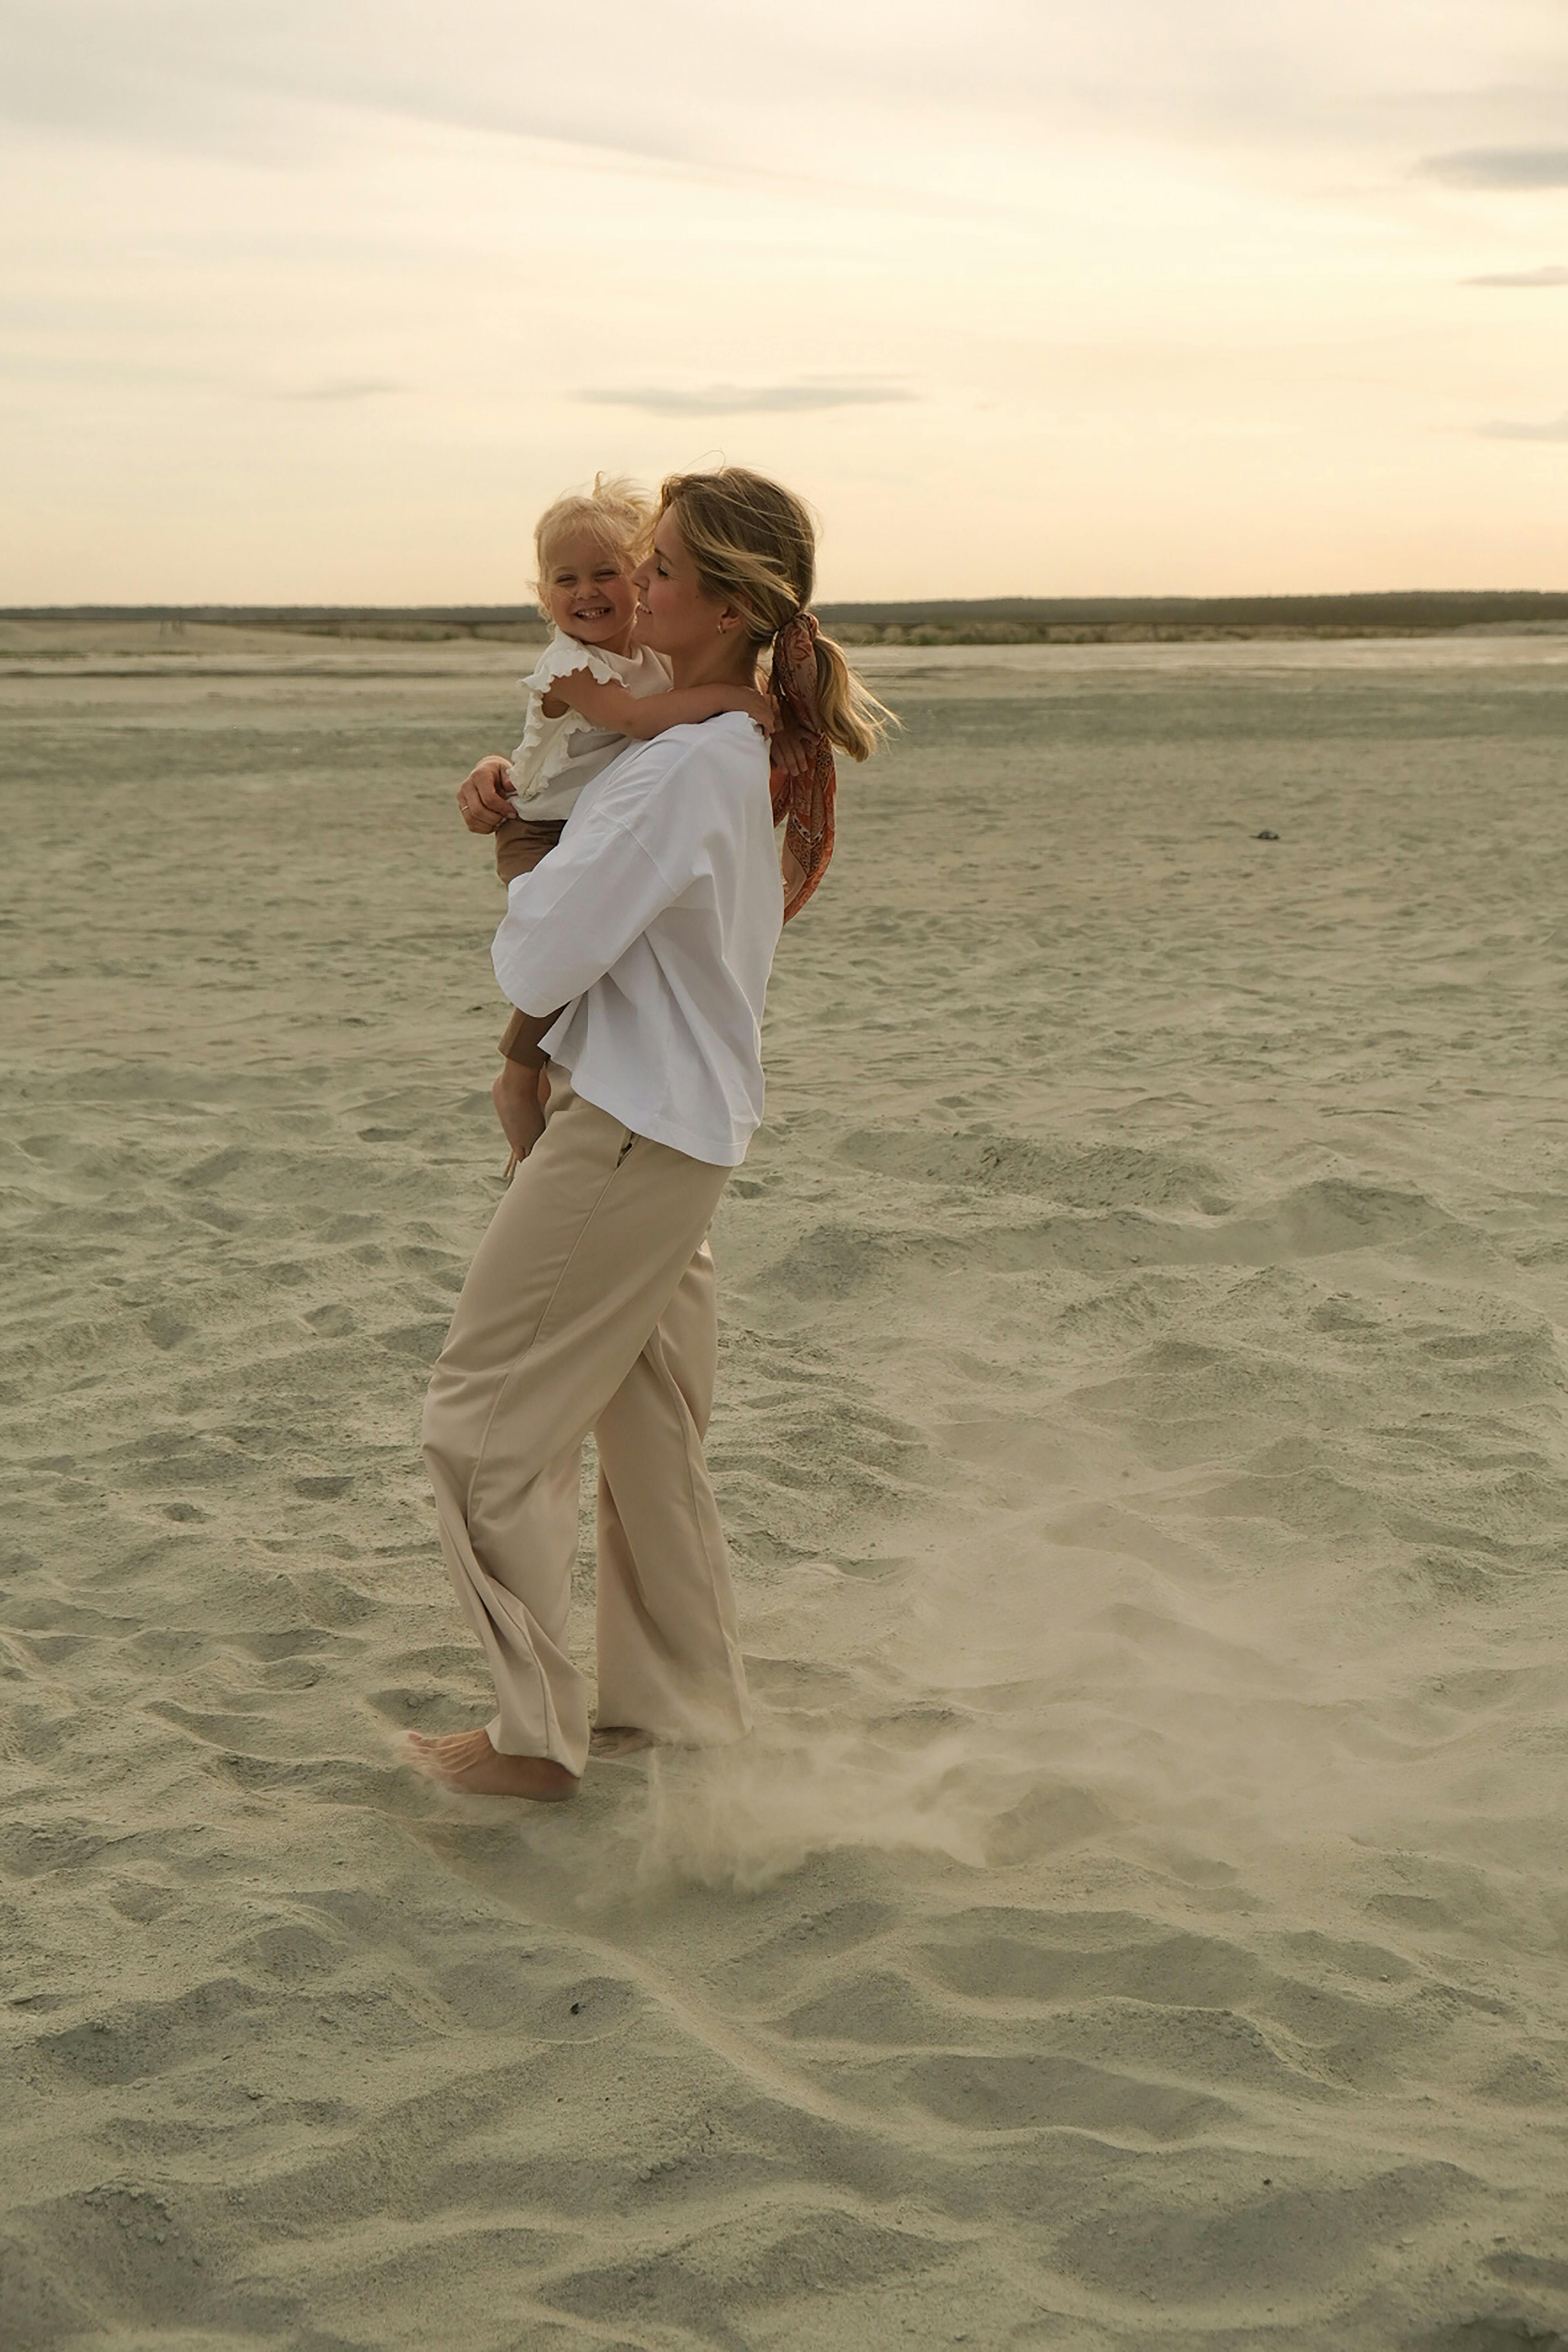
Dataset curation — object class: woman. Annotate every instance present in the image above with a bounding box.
[408,468,889,1799]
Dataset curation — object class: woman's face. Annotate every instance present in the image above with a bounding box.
[631,509,734,661]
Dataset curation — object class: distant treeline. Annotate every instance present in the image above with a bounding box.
[3,606,555,645]
[5,591,1568,648]
[817,591,1568,645]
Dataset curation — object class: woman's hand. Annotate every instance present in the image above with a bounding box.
[456,757,516,834]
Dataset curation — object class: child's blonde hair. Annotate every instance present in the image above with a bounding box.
[533,473,652,621]
[656,467,894,760]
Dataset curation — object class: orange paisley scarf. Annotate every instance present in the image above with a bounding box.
[768,612,836,920]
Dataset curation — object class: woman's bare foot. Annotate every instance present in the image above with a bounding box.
[589,1724,656,1759]
[403,1728,577,1801]
[492,1064,546,1164]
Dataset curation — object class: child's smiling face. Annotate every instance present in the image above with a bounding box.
[543,530,638,649]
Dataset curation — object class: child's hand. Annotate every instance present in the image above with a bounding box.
[736,688,777,736]
[457,757,517,833]
[769,724,811,782]
[492,1060,546,1161]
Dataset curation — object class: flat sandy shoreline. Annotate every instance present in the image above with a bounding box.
[3,633,1567,2349]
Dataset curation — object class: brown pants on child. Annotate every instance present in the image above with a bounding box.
[493,813,565,1068]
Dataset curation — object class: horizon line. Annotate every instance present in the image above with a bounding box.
[6,590,1568,622]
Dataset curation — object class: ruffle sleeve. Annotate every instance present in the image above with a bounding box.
[520,631,626,697]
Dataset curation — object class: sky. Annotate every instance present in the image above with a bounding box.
[2,0,1566,601]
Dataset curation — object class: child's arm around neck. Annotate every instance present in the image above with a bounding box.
[541,661,772,743]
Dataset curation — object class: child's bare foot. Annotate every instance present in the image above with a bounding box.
[493,1064,546,1163]
[589,1724,656,1759]
[403,1728,577,1800]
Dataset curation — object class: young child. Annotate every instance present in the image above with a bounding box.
[475,476,773,1166]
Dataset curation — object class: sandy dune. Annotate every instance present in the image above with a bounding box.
[3,624,1568,2349]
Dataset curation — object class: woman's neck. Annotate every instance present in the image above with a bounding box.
[575,623,636,660]
[665,637,759,693]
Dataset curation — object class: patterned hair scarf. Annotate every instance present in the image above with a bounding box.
[769,612,836,921]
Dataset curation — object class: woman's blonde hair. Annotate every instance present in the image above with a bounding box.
[532,474,652,620]
[656,467,894,760]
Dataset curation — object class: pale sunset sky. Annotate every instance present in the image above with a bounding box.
[3,0,1566,603]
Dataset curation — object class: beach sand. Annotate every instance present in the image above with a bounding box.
[3,622,1567,2349]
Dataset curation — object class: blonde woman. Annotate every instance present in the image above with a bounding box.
[409,469,890,1799]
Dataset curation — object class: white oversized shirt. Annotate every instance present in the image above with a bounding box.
[491,713,784,1167]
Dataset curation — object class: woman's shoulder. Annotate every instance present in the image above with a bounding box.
[595,713,770,818]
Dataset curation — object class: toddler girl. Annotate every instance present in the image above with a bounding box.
[473,476,773,1165]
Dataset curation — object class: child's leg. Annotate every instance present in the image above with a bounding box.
[494,814,566,888]
[490,818,566,1164]
[494,1025,550,1163]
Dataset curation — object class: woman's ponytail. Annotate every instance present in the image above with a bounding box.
[808,628,890,764]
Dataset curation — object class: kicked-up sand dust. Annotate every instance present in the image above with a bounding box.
[3,621,1568,2349]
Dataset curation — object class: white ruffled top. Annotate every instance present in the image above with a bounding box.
[505,630,674,824]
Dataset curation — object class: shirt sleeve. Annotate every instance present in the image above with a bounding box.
[520,631,622,695]
[491,812,686,1015]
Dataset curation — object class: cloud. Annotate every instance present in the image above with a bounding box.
[1421,147,1568,189]
[1464,264,1568,286]
[278,378,401,401]
[8,1,1568,219]
[574,381,919,416]
[1478,412,1568,441]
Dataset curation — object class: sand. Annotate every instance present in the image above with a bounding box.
[3,621,1567,2351]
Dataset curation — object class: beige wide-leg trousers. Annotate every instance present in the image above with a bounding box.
[421,1065,750,1777]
